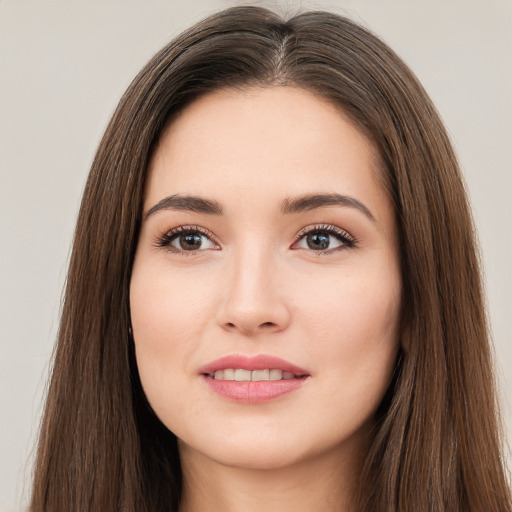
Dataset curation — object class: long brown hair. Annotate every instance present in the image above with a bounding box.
[30,6,511,511]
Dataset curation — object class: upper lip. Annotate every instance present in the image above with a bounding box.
[200,354,309,376]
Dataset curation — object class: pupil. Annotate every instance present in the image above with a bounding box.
[307,232,329,250]
[180,233,202,250]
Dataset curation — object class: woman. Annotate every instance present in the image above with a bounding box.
[30,5,511,512]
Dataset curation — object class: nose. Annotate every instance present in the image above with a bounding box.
[217,246,291,337]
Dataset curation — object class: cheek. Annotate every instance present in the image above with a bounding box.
[129,261,213,409]
[297,264,401,405]
[300,259,400,337]
[130,257,215,344]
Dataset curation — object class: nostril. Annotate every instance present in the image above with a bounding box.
[224,320,277,333]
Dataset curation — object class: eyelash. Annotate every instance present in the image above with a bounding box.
[154,223,357,256]
[154,225,219,255]
[292,224,357,255]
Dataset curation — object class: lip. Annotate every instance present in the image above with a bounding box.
[199,354,309,376]
[200,354,310,404]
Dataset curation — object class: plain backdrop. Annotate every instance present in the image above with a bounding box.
[0,0,511,510]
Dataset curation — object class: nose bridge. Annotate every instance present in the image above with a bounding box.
[220,238,289,335]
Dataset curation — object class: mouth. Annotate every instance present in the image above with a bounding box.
[200,354,310,403]
[206,368,302,381]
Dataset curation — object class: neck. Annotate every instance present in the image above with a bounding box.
[178,439,365,512]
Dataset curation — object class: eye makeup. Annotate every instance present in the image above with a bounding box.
[291,223,357,255]
[153,222,357,257]
[153,225,220,255]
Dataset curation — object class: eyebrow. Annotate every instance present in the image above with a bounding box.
[144,192,375,222]
[281,193,375,221]
[145,194,223,219]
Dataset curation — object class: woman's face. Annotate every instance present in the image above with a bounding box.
[130,87,401,470]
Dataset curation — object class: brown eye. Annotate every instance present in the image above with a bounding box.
[305,232,330,250]
[160,228,218,253]
[291,225,355,253]
[178,233,203,251]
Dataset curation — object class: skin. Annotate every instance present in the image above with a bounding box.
[130,86,402,512]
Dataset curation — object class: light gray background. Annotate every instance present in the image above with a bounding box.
[1,1,511,511]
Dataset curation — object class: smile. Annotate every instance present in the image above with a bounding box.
[200,355,310,403]
[209,369,298,381]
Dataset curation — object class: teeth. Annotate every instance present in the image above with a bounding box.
[252,369,269,381]
[211,369,297,381]
[223,368,235,380]
[269,369,282,380]
[234,369,251,381]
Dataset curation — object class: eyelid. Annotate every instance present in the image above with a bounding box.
[154,225,221,254]
[291,223,357,253]
[153,223,356,256]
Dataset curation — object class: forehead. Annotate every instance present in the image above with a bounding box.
[145,86,388,220]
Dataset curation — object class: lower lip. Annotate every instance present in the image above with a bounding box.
[203,376,308,403]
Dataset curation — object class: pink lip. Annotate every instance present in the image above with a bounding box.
[200,354,310,404]
[200,354,309,376]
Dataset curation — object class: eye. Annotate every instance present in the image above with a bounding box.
[291,225,356,253]
[156,226,219,254]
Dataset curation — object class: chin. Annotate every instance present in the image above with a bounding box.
[175,418,370,473]
[182,439,307,471]
[174,421,308,469]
